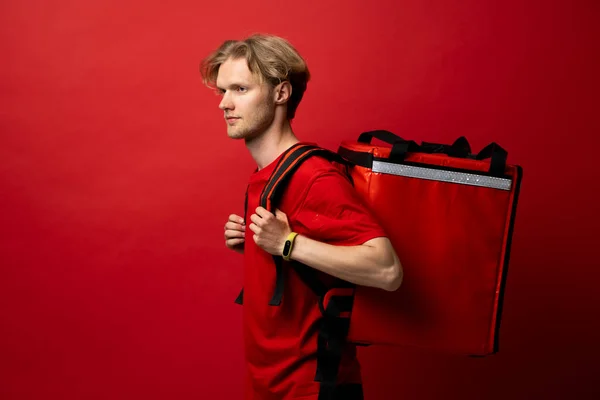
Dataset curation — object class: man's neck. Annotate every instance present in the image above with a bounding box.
[246,119,299,170]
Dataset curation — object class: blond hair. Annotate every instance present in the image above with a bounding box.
[200,34,310,120]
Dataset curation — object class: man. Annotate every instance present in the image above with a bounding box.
[200,34,402,400]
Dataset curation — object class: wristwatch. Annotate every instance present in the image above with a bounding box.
[282,232,299,261]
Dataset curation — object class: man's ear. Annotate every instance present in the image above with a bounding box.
[274,81,292,105]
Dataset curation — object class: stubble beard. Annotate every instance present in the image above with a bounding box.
[227,95,275,142]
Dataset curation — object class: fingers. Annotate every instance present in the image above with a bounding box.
[248,213,266,235]
[225,213,245,234]
[225,220,245,232]
[224,213,246,253]
[226,238,245,248]
[229,214,245,224]
[248,222,259,235]
[254,207,273,219]
[250,207,275,226]
[248,207,287,235]
[249,213,263,226]
[225,228,245,239]
[225,218,245,240]
[225,213,245,245]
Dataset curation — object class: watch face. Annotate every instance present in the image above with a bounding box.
[283,241,292,256]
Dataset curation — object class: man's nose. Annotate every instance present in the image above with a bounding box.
[219,92,233,111]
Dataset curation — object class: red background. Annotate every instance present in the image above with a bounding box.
[1,0,598,399]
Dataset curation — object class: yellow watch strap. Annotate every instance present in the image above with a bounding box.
[282,232,299,261]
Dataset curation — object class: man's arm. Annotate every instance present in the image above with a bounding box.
[249,207,403,292]
[292,235,402,291]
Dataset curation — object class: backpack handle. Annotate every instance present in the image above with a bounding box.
[358,130,406,145]
[421,136,472,158]
[358,130,420,162]
[476,142,508,176]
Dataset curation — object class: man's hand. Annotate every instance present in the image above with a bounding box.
[249,207,292,256]
[224,214,245,254]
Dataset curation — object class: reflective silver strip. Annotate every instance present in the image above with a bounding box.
[372,160,512,191]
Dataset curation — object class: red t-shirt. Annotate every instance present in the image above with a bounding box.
[242,144,386,400]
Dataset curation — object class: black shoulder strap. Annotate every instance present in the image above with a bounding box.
[263,143,348,306]
[233,186,250,305]
[234,143,348,306]
[260,144,357,400]
[235,144,357,400]
[260,143,350,212]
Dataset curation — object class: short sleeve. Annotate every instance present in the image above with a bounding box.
[291,170,387,246]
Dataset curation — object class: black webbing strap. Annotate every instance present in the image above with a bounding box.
[259,144,350,306]
[260,144,351,213]
[355,131,509,178]
[234,288,244,304]
[234,144,350,306]
[233,143,357,398]
[315,292,355,400]
[234,186,250,305]
[476,142,508,177]
[357,130,420,162]
[421,136,472,158]
[279,262,354,400]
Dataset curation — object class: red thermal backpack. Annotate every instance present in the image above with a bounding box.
[235,130,523,399]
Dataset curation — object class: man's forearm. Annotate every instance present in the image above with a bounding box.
[289,235,402,291]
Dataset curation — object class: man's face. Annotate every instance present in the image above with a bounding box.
[216,58,275,141]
